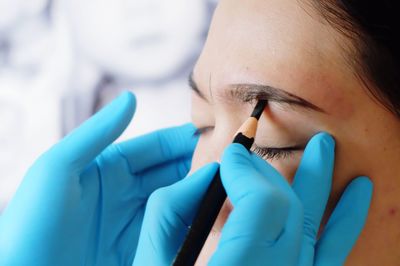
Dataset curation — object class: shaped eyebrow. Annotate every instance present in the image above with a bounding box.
[188,72,325,113]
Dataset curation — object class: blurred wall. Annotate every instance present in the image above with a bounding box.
[0,0,218,212]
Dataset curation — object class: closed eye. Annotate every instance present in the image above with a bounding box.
[193,126,214,136]
[251,144,303,160]
[194,126,304,161]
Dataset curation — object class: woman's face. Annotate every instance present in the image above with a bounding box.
[189,0,400,263]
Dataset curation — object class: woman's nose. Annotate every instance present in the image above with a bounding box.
[188,127,236,175]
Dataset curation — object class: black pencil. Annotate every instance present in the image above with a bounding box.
[173,100,268,266]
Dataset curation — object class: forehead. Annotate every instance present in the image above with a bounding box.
[194,0,356,117]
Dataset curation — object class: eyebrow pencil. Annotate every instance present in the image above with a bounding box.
[173,100,268,266]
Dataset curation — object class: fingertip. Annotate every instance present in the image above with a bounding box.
[188,162,219,184]
[182,122,198,133]
[120,90,136,104]
[48,91,137,170]
[222,143,251,162]
[125,90,137,112]
[348,176,374,201]
[97,91,136,130]
[328,176,374,226]
[299,131,335,176]
[206,161,220,171]
[117,90,136,120]
[103,91,136,137]
[310,132,335,150]
[221,144,254,180]
[189,162,219,179]
[177,123,197,134]
[92,90,136,123]
[220,144,270,205]
[294,132,335,178]
[186,123,200,142]
[352,176,373,187]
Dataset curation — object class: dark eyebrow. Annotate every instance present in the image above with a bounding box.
[228,84,325,112]
[188,72,325,113]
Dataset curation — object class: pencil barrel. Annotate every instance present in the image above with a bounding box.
[232,133,254,150]
[173,101,264,265]
[173,170,226,266]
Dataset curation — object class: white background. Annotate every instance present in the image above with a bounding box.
[0,0,218,212]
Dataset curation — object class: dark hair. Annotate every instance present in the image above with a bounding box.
[312,1,400,116]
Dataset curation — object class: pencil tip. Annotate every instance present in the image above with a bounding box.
[251,100,267,119]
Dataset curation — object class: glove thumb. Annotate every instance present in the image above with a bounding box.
[44,91,135,172]
[210,144,290,266]
[133,163,219,265]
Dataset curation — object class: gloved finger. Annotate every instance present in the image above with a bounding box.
[115,123,198,174]
[133,163,219,265]
[314,177,373,266]
[248,150,304,257]
[291,132,335,264]
[249,152,294,197]
[45,92,135,171]
[129,155,193,199]
[211,144,289,265]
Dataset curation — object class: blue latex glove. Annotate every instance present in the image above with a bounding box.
[133,133,373,265]
[0,92,199,266]
[133,163,219,265]
[210,133,373,266]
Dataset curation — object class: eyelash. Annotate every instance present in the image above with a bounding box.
[251,145,297,160]
[194,126,301,160]
[193,126,213,136]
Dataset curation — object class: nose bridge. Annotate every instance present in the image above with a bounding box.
[189,125,237,175]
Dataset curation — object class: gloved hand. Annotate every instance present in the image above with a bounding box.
[133,133,373,265]
[133,162,219,265]
[0,92,199,266]
[210,133,373,266]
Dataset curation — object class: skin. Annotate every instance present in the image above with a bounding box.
[189,0,400,265]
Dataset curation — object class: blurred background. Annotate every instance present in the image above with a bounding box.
[0,0,218,212]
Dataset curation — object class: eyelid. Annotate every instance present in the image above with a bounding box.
[195,126,305,161]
